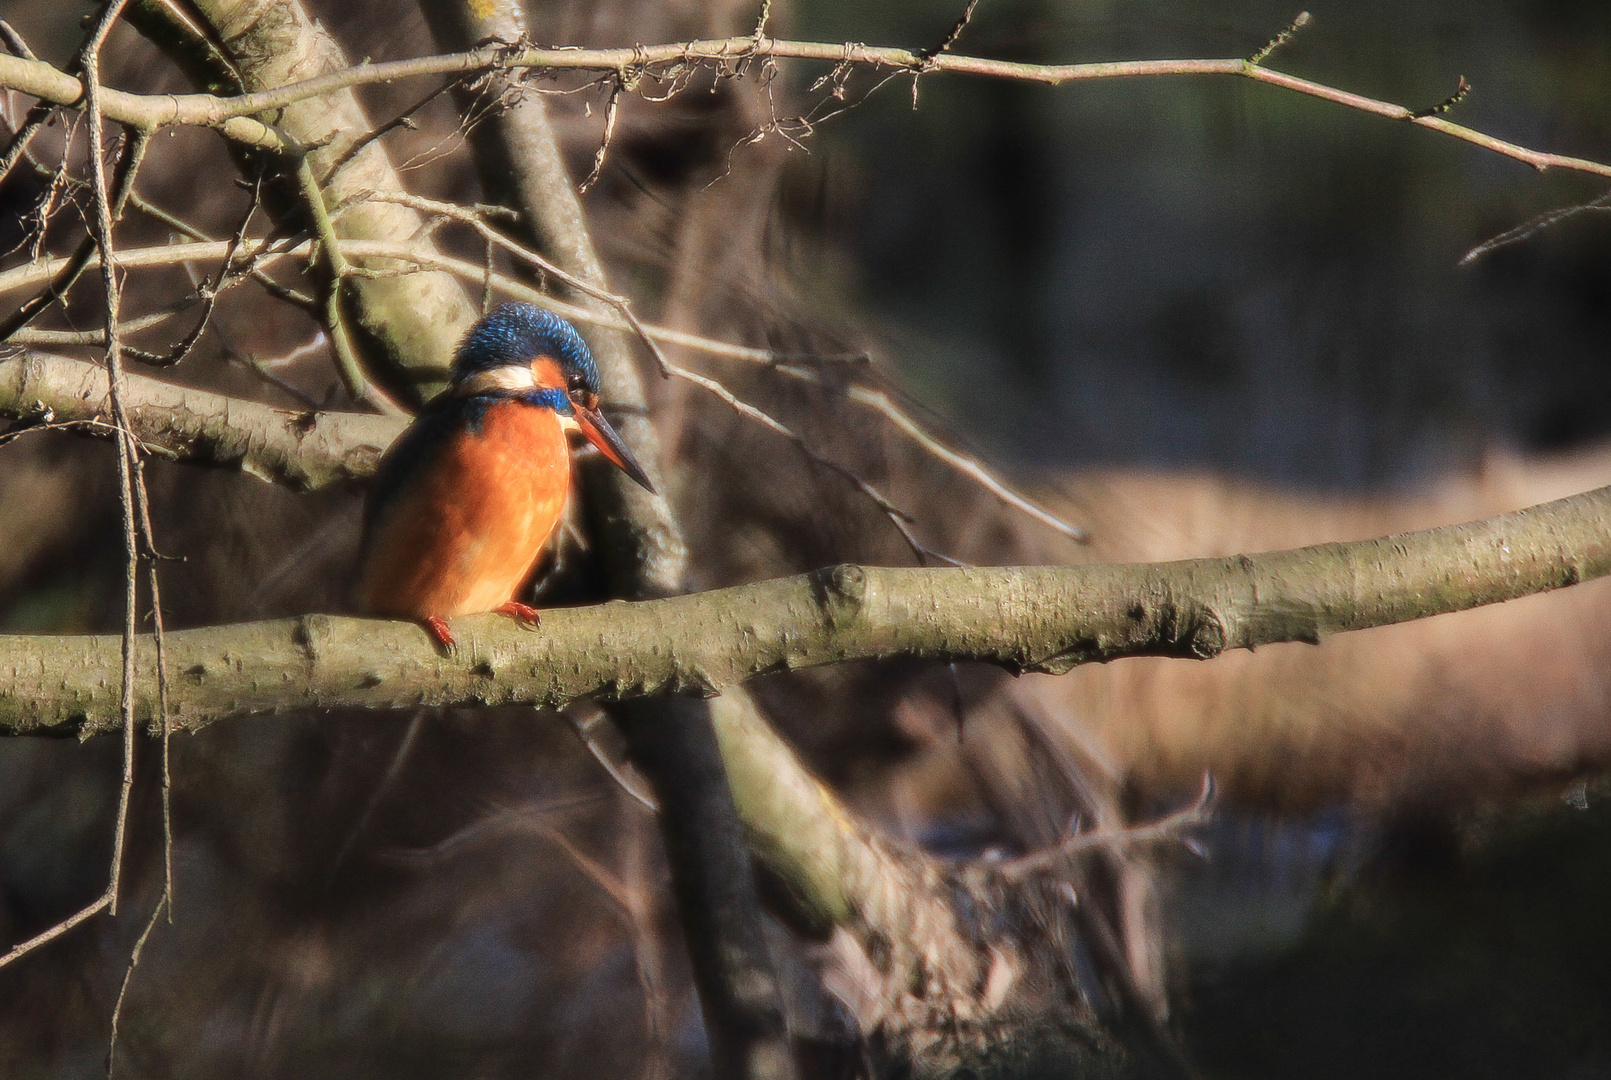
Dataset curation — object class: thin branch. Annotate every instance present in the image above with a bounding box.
[3,36,1609,178]
[106,894,167,1077]
[1000,774,1213,878]
[1461,187,1611,264]
[129,452,173,922]
[123,190,319,310]
[774,366,1089,544]
[567,701,659,813]
[0,128,148,342]
[322,78,457,181]
[914,0,982,67]
[0,238,775,362]
[664,360,962,565]
[293,157,371,407]
[0,19,36,62]
[0,98,53,186]
[5,307,183,346]
[151,179,267,370]
[578,77,622,193]
[1409,75,1471,120]
[0,895,111,970]
[84,0,139,922]
[1247,11,1311,67]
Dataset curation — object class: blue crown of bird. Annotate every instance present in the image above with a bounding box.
[357,303,655,651]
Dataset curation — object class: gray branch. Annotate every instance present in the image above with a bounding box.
[2,483,1606,736]
[0,350,402,490]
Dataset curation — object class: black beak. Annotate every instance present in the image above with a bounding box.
[573,401,657,494]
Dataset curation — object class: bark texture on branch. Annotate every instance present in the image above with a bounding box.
[0,350,402,490]
[3,482,1607,737]
[129,0,479,405]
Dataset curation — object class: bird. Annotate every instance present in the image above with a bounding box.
[356,302,655,651]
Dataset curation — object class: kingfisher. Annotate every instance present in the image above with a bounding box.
[356,302,655,651]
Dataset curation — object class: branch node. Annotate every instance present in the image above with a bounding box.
[813,563,868,628]
[914,0,981,70]
[1189,611,1228,659]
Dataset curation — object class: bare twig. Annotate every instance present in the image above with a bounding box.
[775,366,1089,544]
[1409,74,1470,120]
[84,0,140,925]
[1248,11,1312,67]
[0,128,148,342]
[0,99,52,185]
[667,360,963,565]
[1462,187,1611,263]
[323,78,457,181]
[123,190,319,310]
[106,894,167,1077]
[0,19,36,61]
[578,76,622,193]
[915,0,982,67]
[128,453,173,922]
[0,895,111,970]
[5,307,183,346]
[566,701,659,813]
[1000,774,1214,878]
[3,35,1609,178]
[293,157,372,407]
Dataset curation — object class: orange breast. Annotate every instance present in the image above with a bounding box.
[358,400,570,619]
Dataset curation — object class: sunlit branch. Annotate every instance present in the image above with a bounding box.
[2,35,1608,177]
[0,482,1606,735]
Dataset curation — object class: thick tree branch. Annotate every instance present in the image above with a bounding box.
[0,350,402,490]
[0,482,1606,736]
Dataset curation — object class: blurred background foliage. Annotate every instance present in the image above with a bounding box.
[2,0,1611,1077]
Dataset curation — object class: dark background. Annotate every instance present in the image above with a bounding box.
[794,0,1611,486]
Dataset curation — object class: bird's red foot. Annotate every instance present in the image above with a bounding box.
[496,601,542,629]
[422,616,456,654]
